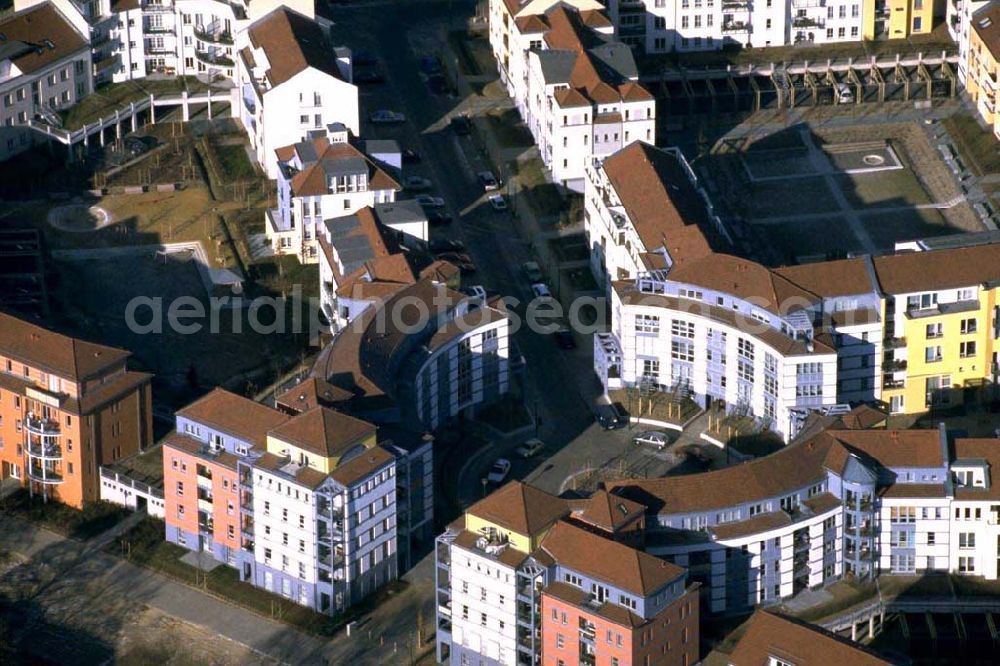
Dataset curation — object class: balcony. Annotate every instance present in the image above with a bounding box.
[24,415,60,436]
[792,0,825,6]
[195,49,234,68]
[26,439,62,461]
[882,359,907,372]
[28,464,63,484]
[882,336,907,349]
[792,16,825,28]
[618,0,646,12]
[144,23,174,34]
[142,1,172,11]
[194,26,233,44]
[721,19,751,33]
[722,0,750,9]
[883,378,905,390]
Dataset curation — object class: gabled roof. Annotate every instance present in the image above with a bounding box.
[0,310,131,381]
[774,257,876,298]
[728,611,894,665]
[283,138,399,198]
[539,521,684,596]
[466,480,569,535]
[574,489,645,532]
[275,377,354,413]
[0,4,88,75]
[972,1,1000,62]
[176,388,290,447]
[600,142,719,267]
[872,243,1000,295]
[666,254,820,316]
[324,208,395,275]
[268,406,376,458]
[247,7,344,88]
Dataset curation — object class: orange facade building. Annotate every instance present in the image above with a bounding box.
[0,312,153,508]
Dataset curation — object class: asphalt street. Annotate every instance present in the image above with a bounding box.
[332,2,610,500]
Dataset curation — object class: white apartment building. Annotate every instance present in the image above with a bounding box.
[609,424,1000,614]
[950,0,990,82]
[16,0,314,84]
[236,6,358,178]
[488,1,655,191]
[268,124,400,262]
[604,0,865,52]
[249,407,398,613]
[0,3,91,160]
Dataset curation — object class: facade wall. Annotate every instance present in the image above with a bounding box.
[965,24,1000,140]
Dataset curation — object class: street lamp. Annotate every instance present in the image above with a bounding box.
[481,477,488,497]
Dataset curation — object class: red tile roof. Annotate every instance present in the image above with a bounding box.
[247,7,345,88]
[729,611,893,665]
[0,310,130,380]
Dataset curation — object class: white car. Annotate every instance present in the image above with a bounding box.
[415,194,445,208]
[486,458,511,483]
[530,282,551,298]
[635,430,671,450]
[477,171,499,191]
[369,109,406,123]
[515,438,544,458]
[463,285,488,301]
[404,176,432,191]
[488,194,508,211]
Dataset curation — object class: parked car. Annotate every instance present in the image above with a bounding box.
[554,326,576,350]
[354,69,385,84]
[369,109,406,124]
[682,444,712,466]
[835,82,854,104]
[415,194,445,208]
[478,170,499,191]
[354,50,378,66]
[486,458,511,483]
[515,439,545,458]
[403,176,433,191]
[522,261,543,282]
[429,238,464,254]
[530,282,552,299]
[634,430,672,450]
[419,55,443,75]
[402,148,421,164]
[427,74,448,94]
[427,210,453,226]
[593,402,627,430]
[438,252,476,274]
[451,115,471,135]
[488,194,508,211]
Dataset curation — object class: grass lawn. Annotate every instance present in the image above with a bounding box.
[747,177,837,218]
[60,78,209,131]
[111,517,407,636]
[515,157,564,218]
[835,169,931,209]
[943,112,1000,177]
[0,489,127,540]
[251,254,320,299]
[859,207,951,251]
[486,109,533,149]
[212,144,256,180]
[761,216,866,263]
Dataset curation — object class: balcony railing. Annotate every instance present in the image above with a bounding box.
[195,50,234,68]
[882,336,907,349]
[28,464,63,484]
[792,16,825,28]
[26,440,62,460]
[882,359,907,372]
[883,378,905,389]
[144,24,174,33]
[194,27,233,44]
[721,19,751,33]
[25,415,60,436]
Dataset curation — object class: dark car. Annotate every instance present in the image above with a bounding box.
[427,211,453,226]
[428,74,448,94]
[593,402,627,430]
[354,69,385,84]
[554,327,576,350]
[429,238,465,254]
[354,50,378,67]
[419,55,443,75]
[451,115,471,136]
[402,148,421,164]
[438,252,476,274]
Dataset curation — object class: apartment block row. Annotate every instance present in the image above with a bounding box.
[606,421,1000,614]
[953,0,1000,139]
[488,1,656,191]
[435,481,700,666]
[0,310,153,508]
[3,0,362,175]
[586,142,1000,440]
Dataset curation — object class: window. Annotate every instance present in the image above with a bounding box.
[738,338,754,360]
[176,481,184,496]
[671,320,695,338]
[959,556,975,573]
[556,634,565,649]
[672,341,694,362]
[959,532,976,549]
[925,323,943,338]
[635,315,660,334]
[960,341,977,358]
[927,532,936,545]
[913,16,922,31]
[961,318,978,334]
[925,346,942,363]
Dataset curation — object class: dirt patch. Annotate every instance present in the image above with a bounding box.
[47,203,114,232]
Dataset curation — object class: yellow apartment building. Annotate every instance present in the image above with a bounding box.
[863,0,936,39]
[965,3,1000,139]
